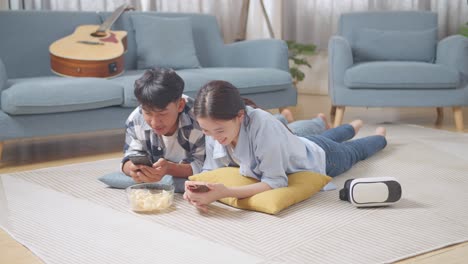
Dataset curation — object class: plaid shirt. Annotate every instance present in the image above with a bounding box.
[122,96,205,174]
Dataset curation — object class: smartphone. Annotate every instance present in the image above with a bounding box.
[187,184,210,193]
[128,154,153,167]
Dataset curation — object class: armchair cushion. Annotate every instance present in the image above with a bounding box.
[344,61,459,89]
[131,15,201,70]
[353,28,437,63]
[0,58,7,93]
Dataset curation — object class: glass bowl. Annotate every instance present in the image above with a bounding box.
[126,183,175,212]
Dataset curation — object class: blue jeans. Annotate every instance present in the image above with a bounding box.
[304,124,387,177]
[274,114,327,137]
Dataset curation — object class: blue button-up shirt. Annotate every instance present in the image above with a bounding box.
[202,106,326,189]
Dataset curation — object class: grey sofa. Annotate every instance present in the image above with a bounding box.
[328,11,468,131]
[0,10,296,160]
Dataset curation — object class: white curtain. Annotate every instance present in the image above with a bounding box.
[7,0,243,43]
[282,0,468,50]
[7,0,467,45]
[0,0,7,10]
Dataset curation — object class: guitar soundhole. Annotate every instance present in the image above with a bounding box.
[91,31,107,37]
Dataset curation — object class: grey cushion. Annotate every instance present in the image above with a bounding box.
[131,15,201,70]
[99,172,137,189]
[102,12,226,70]
[344,61,460,89]
[1,77,124,115]
[98,172,186,193]
[353,28,437,62]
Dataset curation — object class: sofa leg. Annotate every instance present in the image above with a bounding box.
[0,141,3,162]
[453,106,464,132]
[435,107,444,127]
[333,106,345,128]
[330,106,337,123]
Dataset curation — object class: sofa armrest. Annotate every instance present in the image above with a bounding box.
[328,36,354,101]
[436,35,468,77]
[222,39,289,72]
[0,58,7,93]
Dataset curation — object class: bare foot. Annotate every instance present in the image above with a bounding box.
[349,119,364,134]
[280,108,295,123]
[317,113,331,129]
[375,127,386,137]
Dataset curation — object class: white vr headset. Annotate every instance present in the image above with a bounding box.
[339,177,402,207]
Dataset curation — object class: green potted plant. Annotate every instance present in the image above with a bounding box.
[286,41,316,84]
[460,22,468,37]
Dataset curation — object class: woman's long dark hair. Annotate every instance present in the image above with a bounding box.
[194,80,293,133]
[194,80,248,123]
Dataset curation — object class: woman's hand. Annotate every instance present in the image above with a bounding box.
[183,181,272,213]
[183,181,229,212]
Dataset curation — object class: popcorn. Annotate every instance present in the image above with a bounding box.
[128,189,173,211]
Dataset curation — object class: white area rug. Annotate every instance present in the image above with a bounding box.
[1,124,468,264]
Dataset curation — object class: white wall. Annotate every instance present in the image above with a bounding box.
[294,51,329,95]
[0,0,9,10]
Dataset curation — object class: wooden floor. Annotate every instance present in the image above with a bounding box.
[0,94,467,264]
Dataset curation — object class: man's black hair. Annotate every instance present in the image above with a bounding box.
[134,68,185,109]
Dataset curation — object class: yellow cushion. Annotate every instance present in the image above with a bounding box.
[188,167,332,215]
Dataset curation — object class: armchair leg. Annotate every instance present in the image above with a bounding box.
[435,107,444,127]
[0,141,3,162]
[333,106,345,128]
[330,106,337,123]
[453,106,464,132]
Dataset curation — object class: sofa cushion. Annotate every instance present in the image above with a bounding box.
[110,70,145,107]
[180,68,292,94]
[344,62,460,89]
[113,70,212,108]
[1,77,123,115]
[112,70,213,107]
[113,68,291,107]
[131,15,201,70]
[353,28,437,63]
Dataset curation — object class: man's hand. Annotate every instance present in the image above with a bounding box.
[123,160,165,183]
[153,158,169,176]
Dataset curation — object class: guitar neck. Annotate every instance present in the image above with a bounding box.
[96,4,130,33]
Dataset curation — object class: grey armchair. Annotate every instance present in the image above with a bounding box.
[328,11,468,131]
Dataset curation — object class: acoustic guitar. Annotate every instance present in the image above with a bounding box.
[49,4,133,78]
